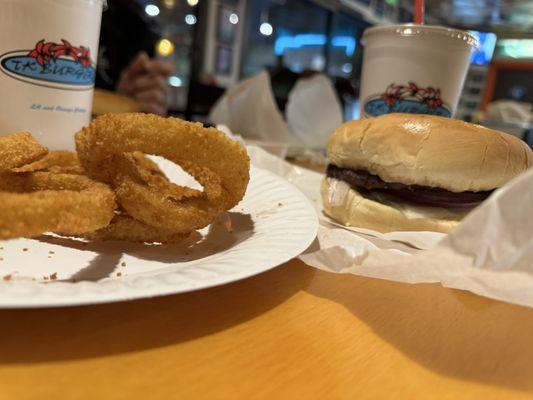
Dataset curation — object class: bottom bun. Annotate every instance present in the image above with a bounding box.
[321,178,465,233]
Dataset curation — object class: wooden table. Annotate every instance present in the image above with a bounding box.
[1,259,533,399]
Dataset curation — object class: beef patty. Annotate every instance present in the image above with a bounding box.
[326,164,492,209]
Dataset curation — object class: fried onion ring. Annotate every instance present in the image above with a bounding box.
[82,213,189,243]
[113,152,223,232]
[12,151,85,175]
[0,172,116,239]
[130,152,201,200]
[80,153,197,243]
[76,113,250,233]
[0,132,48,171]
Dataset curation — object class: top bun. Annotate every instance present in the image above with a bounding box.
[328,113,532,192]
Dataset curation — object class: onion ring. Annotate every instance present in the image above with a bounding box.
[83,213,189,243]
[130,152,201,200]
[12,151,85,175]
[76,113,250,233]
[112,152,223,232]
[0,132,48,171]
[80,153,197,243]
[0,172,116,239]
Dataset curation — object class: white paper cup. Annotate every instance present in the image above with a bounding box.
[360,24,477,118]
[0,0,105,150]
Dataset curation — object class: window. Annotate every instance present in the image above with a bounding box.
[327,12,362,80]
[241,0,329,77]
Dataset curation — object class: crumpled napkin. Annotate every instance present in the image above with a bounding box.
[210,71,343,149]
[285,74,343,148]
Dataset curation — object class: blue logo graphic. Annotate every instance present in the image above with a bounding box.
[364,98,451,118]
[0,39,95,91]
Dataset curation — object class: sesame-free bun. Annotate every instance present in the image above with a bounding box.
[328,113,532,193]
[321,178,463,233]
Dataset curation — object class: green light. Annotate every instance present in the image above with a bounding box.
[385,0,397,4]
[496,39,533,59]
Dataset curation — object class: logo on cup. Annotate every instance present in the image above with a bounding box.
[0,39,95,91]
[364,82,451,118]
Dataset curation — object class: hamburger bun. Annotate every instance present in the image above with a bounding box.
[321,178,463,233]
[328,113,532,193]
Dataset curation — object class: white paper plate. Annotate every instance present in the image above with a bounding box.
[0,165,318,308]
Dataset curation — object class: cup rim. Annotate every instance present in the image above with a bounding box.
[363,24,479,49]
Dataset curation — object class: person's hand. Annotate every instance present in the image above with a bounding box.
[116,52,173,115]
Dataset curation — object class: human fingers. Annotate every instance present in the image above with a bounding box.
[116,52,151,95]
[124,52,151,79]
[131,74,169,94]
[146,59,173,77]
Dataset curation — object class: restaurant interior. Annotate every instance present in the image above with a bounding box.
[125,0,533,145]
[1,0,533,398]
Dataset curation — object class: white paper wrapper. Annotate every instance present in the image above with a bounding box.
[247,144,533,308]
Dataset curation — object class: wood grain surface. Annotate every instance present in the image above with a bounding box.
[1,259,532,399]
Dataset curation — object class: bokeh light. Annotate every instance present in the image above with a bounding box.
[156,39,175,57]
[229,13,239,24]
[169,76,182,87]
[259,22,273,36]
[144,4,160,17]
[163,0,175,9]
[185,14,197,25]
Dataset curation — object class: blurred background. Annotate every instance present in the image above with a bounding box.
[97,0,533,145]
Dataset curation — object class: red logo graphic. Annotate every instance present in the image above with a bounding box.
[381,82,443,109]
[28,39,93,69]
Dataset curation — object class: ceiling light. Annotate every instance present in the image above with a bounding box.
[259,22,273,36]
[185,14,197,25]
[229,13,239,24]
[156,39,174,57]
[144,4,160,17]
[169,76,182,87]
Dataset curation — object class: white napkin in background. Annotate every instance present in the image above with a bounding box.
[209,71,298,144]
[209,71,343,149]
[286,74,343,148]
[246,144,533,308]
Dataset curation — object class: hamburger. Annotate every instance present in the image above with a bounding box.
[322,113,533,233]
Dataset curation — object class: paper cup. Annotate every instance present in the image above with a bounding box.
[0,0,105,150]
[360,24,477,118]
